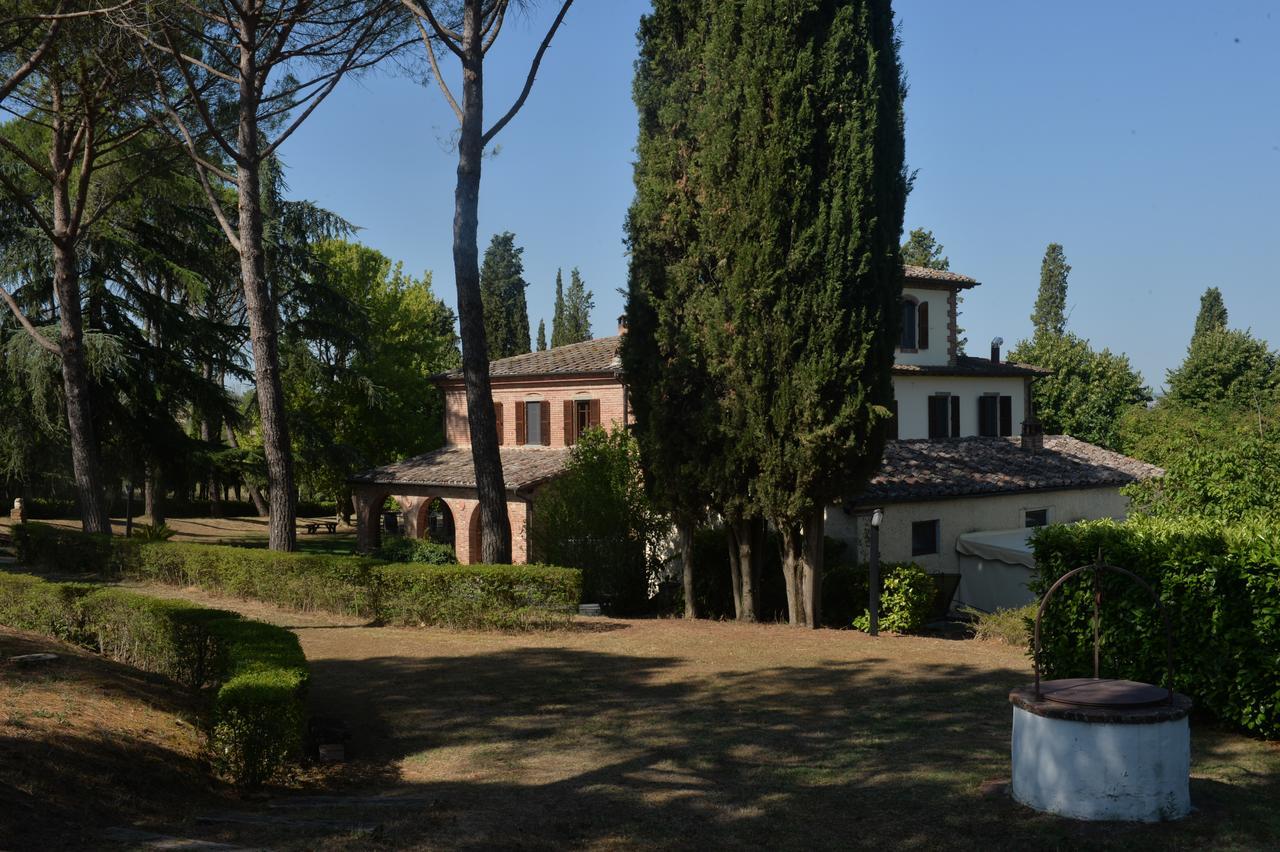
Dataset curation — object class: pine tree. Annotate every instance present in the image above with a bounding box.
[1191,287,1228,343]
[1032,243,1070,338]
[563,267,595,343]
[536,319,547,351]
[479,232,531,359]
[900,228,949,269]
[698,0,908,627]
[550,268,568,348]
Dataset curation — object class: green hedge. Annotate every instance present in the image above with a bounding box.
[0,574,307,786]
[377,563,581,630]
[374,536,457,565]
[11,522,136,576]
[1031,517,1280,739]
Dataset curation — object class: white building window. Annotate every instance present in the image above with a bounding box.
[1024,508,1050,528]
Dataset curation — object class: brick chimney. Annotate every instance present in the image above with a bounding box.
[617,314,628,336]
[1020,418,1044,452]
[991,336,1003,364]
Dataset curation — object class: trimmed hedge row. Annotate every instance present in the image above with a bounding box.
[1030,517,1280,739]
[13,524,583,631]
[0,573,307,786]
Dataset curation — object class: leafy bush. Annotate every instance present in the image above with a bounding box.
[0,575,307,785]
[1031,517,1280,738]
[377,563,582,630]
[530,428,666,614]
[12,522,133,575]
[374,535,456,565]
[852,563,936,633]
[127,542,381,617]
[965,603,1035,647]
[132,523,176,542]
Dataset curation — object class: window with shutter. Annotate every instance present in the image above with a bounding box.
[515,400,527,445]
[588,398,601,429]
[494,402,504,445]
[950,395,961,437]
[889,399,899,440]
[563,400,575,446]
[918,301,929,350]
[900,297,918,349]
[540,399,551,446]
[978,395,998,437]
[928,396,949,439]
[525,401,543,445]
[999,395,1013,437]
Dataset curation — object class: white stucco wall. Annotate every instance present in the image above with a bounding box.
[894,286,952,367]
[828,487,1131,575]
[1011,707,1191,821]
[892,375,1029,439]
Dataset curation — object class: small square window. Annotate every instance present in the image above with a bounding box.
[1024,509,1049,528]
[911,520,939,556]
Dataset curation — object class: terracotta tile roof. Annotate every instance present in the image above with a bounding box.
[849,436,1163,505]
[438,337,621,381]
[893,355,1051,378]
[350,446,571,490]
[904,265,979,287]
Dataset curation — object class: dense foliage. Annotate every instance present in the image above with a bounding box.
[529,428,666,613]
[851,564,936,634]
[0,573,308,786]
[550,267,594,348]
[479,232,532,359]
[900,228,949,270]
[1030,243,1070,338]
[1030,517,1280,738]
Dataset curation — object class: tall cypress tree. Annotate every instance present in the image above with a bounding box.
[698,0,907,627]
[564,267,595,343]
[536,319,547,351]
[479,232,531,358]
[1032,243,1070,338]
[623,0,726,619]
[550,268,567,348]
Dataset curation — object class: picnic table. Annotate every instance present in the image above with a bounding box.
[303,521,339,535]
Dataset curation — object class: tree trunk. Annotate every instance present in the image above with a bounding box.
[678,518,696,619]
[237,44,295,551]
[222,423,268,516]
[726,523,742,620]
[804,508,824,629]
[201,362,221,518]
[144,460,165,526]
[453,0,511,563]
[52,237,110,534]
[735,516,763,623]
[779,522,807,627]
[338,490,354,525]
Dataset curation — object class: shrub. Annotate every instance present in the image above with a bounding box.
[12,522,129,575]
[377,563,582,630]
[374,536,456,565]
[128,542,380,617]
[1031,517,1280,738]
[852,563,936,633]
[132,523,176,542]
[965,603,1035,647]
[0,576,307,786]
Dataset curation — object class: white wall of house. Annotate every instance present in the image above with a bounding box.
[893,375,1030,439]
[894,286,952,367]
[827,487,1131,575]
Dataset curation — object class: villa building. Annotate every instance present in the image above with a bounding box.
[350,265,1160,609]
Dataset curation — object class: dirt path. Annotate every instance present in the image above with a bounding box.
[110,582,1280,851]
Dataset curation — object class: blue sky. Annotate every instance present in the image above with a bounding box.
[280,1,1280,392]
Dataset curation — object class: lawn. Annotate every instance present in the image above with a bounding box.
[0,515,361,555]
[107,584,1280,851]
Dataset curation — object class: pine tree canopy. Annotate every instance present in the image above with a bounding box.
[900,228,949,270]
[550,268,568,348]
[479,231,531,359]
[1166,326,1278,411]
[1032,242,1070,338]
[564,267,594,343]
[536,319,547,351]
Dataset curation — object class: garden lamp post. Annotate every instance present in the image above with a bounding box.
[869,508,883,636]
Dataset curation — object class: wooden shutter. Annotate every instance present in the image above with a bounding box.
[563,400,575,446]
[515,401,527,445]
[494,402,504,445]
[928,396,948,439]
[889,399,898,440]
[950,395,961,437]
[540,400,551,446]
[999,395,1013,437]
[918,301,929,350]
[978,396,996,437]
[588,398,601,429]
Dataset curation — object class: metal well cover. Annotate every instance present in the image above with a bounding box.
[1039,677,1169,709]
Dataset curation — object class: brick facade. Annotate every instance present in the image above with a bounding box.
[442,375,628,448]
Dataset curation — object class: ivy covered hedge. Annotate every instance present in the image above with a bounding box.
[0,573,307,786]
[1031,517,1280,738]
[12,524,582,631]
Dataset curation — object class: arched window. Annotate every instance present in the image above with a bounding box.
[900,297,918,349]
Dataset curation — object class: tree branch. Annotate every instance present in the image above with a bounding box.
[419,17,461,123]
[401,0,464,58]
[0,284,62,355]
[481,0,574,147]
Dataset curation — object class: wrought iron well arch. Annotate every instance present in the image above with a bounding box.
[1032,549,1175,705]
